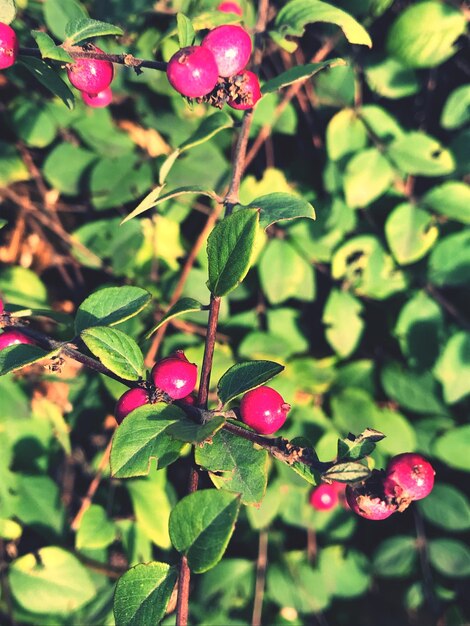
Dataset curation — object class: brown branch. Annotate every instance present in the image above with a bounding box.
[251,529,268,626]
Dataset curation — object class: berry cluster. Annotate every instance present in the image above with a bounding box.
[66,45,114,109]
[166,24,261,110]
[346,453,435,520]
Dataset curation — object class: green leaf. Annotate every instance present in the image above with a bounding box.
[434,425,470,472]
[81,326,145,381]
[176,13,195,48]
[207,209,259,297]
[428,539,470,578]
[385,202,438,265]
[388,132,455,176]
[0,518,22,540]
[0,344,55,376]
[318,546,370,598]
[370,408,416,457]
[364,56,419,100]
[122,185,218,224]
[323,289,364,358]
[43,0,88,40]
[169,489,241,573]
[441,85,470,130]
[262,59,346,94]
[43,143,96,193]
[31,31,73,63]
[217,360,284,405]
[19,57,75,109]
[337,429,385,462]
[167,416,226,444]
[64,17,123,45]
[419,484,470,532]
[110,404,186,478]
[322,461,371,483]
[243,192,315,229]
[381,362,446,415]
[423,182,470,225]
[145,298,205,338]
[75,286,151,334]
[114,562,177,626]
[326,108,368,161]
[434,332,470,404]
[12,102,58,149]
[195,429,268,504]
[0,0,16,24]
[76,504,116,550]
[373,536,417,577]
[344,148,395,208]
[127,472,172,549]
[428,230,470,286]
[9,546,95,614]
[386,1,466,69]
[13,474,65,537]
[274,0,372,51]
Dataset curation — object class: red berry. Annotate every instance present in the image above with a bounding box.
[115,387,150,424]
[67,47,114,96]
[0,298,4,315]
[181,393,196,405]
[345,470,397,521]
[82,87,113,108]
[0,22,18,70]
[309,483,339,511]
[239,385,290,435]
[384,453,435,503]
[202,25,252,78]
[167,46,219,98]
[0,329,36,350]
[217,1,243,16]
[151,350,198,400]
[228,70,261,110]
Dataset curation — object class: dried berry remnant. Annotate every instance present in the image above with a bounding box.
[82,87,113,108]
[309,483,339,511]
[239,385,290,435]
[345,470,397,521]
[151,350,198,400]
[217,1,243,16]
[0,22,18,70]
[67,46,114,96]
[384,452,435,506]
[115,387,150,424]
[227,70,261,110]
[202,25,252,78]
[167,46,219,98]
[0,329,36,350]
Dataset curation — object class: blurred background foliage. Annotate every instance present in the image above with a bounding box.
[0,0,469,624]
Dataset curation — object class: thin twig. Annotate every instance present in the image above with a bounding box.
[413,507,440,620]
[251,529,268,626]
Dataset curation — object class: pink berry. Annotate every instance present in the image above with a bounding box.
[0,22,18,70]
[0,329,36,350]
[151,350,198,400]
[384,453,435,503]
[115,387,150,425]
[239,385,290,435]
[82,87,113,108]
[217,1,243,16]
[201,25,252,78]
[67,47,114,96]
[345,471,397,521]
[0,298,4,315]
[309,483,339,511]
[228,70,261,110]
[167,46,219,98]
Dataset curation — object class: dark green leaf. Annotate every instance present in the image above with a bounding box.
[441,85,470,130]
[176,13,195,48]
[322,461,371,483]
[167,415,226,444]
[31,31,73,62]
[337,429,385,461]
[81,326,145,381]
[169,489,240,573]
[110,404,186,478]
[419,484,470,532]
[243,192,315,229]
[207,209,259,297]
[145,298,205,338]
[434,425,470,472]
[381,362,447,415]
[75,286,151,334]
[262,59,345,94]
[0,344,55,376]
[217,360,284,405]
[64,17,123,45]
[19,57,75,109]
[114,562,177,626]
[423,182,470,225]
[428,539,470,578]
[428,231,470,286]
[373,536,417,577]
[43,0,88,40]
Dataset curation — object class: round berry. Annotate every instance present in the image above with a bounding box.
[228,70,261,110]
[217,1,243,16]
[384,453,435,503]
[309,483,339,511]
[345,470,397,521]
[82,87,113,108]
[0,298,4,315]
[167,46,219,98]
[0,329,36,350]
[202,25,252,78]
[67,47,114,96]
[151,350,198,400]
[239,385,290,435]
[115,387,150,424]
[0,22,18,70]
